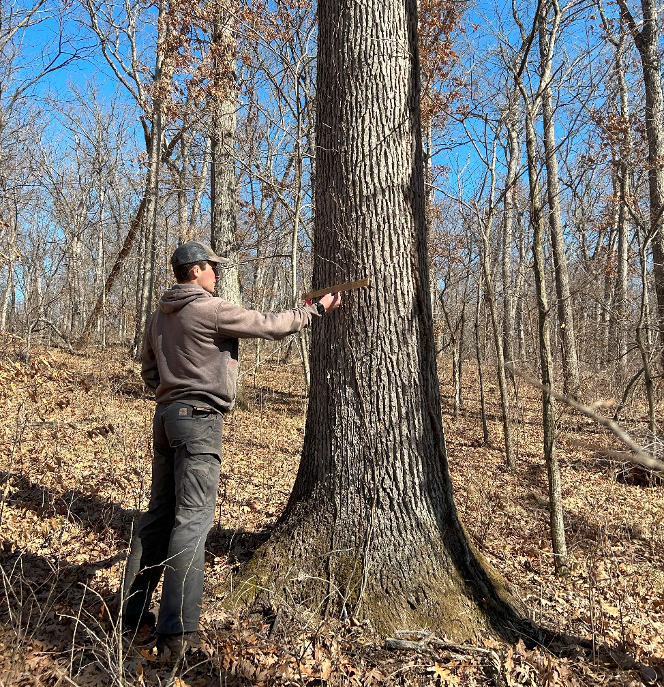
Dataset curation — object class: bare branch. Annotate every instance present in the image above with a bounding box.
[507,364,664,472]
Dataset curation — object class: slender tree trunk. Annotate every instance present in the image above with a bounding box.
[132,107,163,358]
[502,106,520,369]
[211,4,240,306]
[615,40,631,375]
[235,0,529,639]
[69,232,81,337]
[636,231,657,435]
[481,240,514,467]
[0,208,16,333]
[476,139,514,468]
[189,136,210,237]
[598,10,633,375]
[176,130,189,243]
[618,0,664,368]
[603,225,617,367]
[0,113,10,334]
[0,259,14,332]
[514,213,526,359]
[97,181,106,347]
[539,7,581,398]
[522,86,570,578]
[438,290,462,418]
[475,277,490,445]
[292,73,310,388]
[77,191,147,348]
[127,2,166,357]
[451,338,460,418]
[457,300,465,412]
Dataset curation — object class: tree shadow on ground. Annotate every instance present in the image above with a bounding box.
[0,533,256,686]
[208,526,272,566]
[0,470,141,540]
[105,372,152,399]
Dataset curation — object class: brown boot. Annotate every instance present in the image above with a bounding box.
[156,631,203,657]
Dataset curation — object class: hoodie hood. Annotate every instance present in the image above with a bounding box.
[159,283,211,314]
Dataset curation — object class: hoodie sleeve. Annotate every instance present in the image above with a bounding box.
[141,313,160,391]
[214,301,321,340]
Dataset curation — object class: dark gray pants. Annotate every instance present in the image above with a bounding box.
[123,402,222,634]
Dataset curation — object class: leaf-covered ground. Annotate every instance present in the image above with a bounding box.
[0,336,662,686]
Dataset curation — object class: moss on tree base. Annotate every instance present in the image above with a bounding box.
[222,499,533,644]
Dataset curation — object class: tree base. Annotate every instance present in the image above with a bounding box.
[224,499,533,644]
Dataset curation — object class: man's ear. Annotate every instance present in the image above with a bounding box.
[190,264,201,280]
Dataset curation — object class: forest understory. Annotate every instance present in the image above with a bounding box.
[0,336,662,687]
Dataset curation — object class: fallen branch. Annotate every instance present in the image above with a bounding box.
[38,318,73,353]
[506,364,664,472]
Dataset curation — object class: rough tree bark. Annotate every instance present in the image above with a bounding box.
[234,0,529,639]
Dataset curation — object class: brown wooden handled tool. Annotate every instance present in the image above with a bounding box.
[301,278,370,302]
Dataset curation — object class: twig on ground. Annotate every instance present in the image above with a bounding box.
[385,632,503,686]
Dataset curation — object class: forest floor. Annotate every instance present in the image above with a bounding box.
[0,334,662,686]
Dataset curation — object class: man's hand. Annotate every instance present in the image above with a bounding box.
[319,292,341,312]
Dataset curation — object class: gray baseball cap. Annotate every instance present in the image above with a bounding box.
[170,241,230,267]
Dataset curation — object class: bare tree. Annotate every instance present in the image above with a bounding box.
[80,0,174,353]
[0,0,80,334]
[511,0,570,576]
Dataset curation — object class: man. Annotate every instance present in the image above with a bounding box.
[122,241,341,654]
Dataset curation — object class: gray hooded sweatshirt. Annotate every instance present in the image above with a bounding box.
[141,283,319,412]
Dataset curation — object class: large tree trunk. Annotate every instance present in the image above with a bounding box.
[234,0,528,640]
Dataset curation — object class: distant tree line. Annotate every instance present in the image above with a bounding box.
[0,0,662,424]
